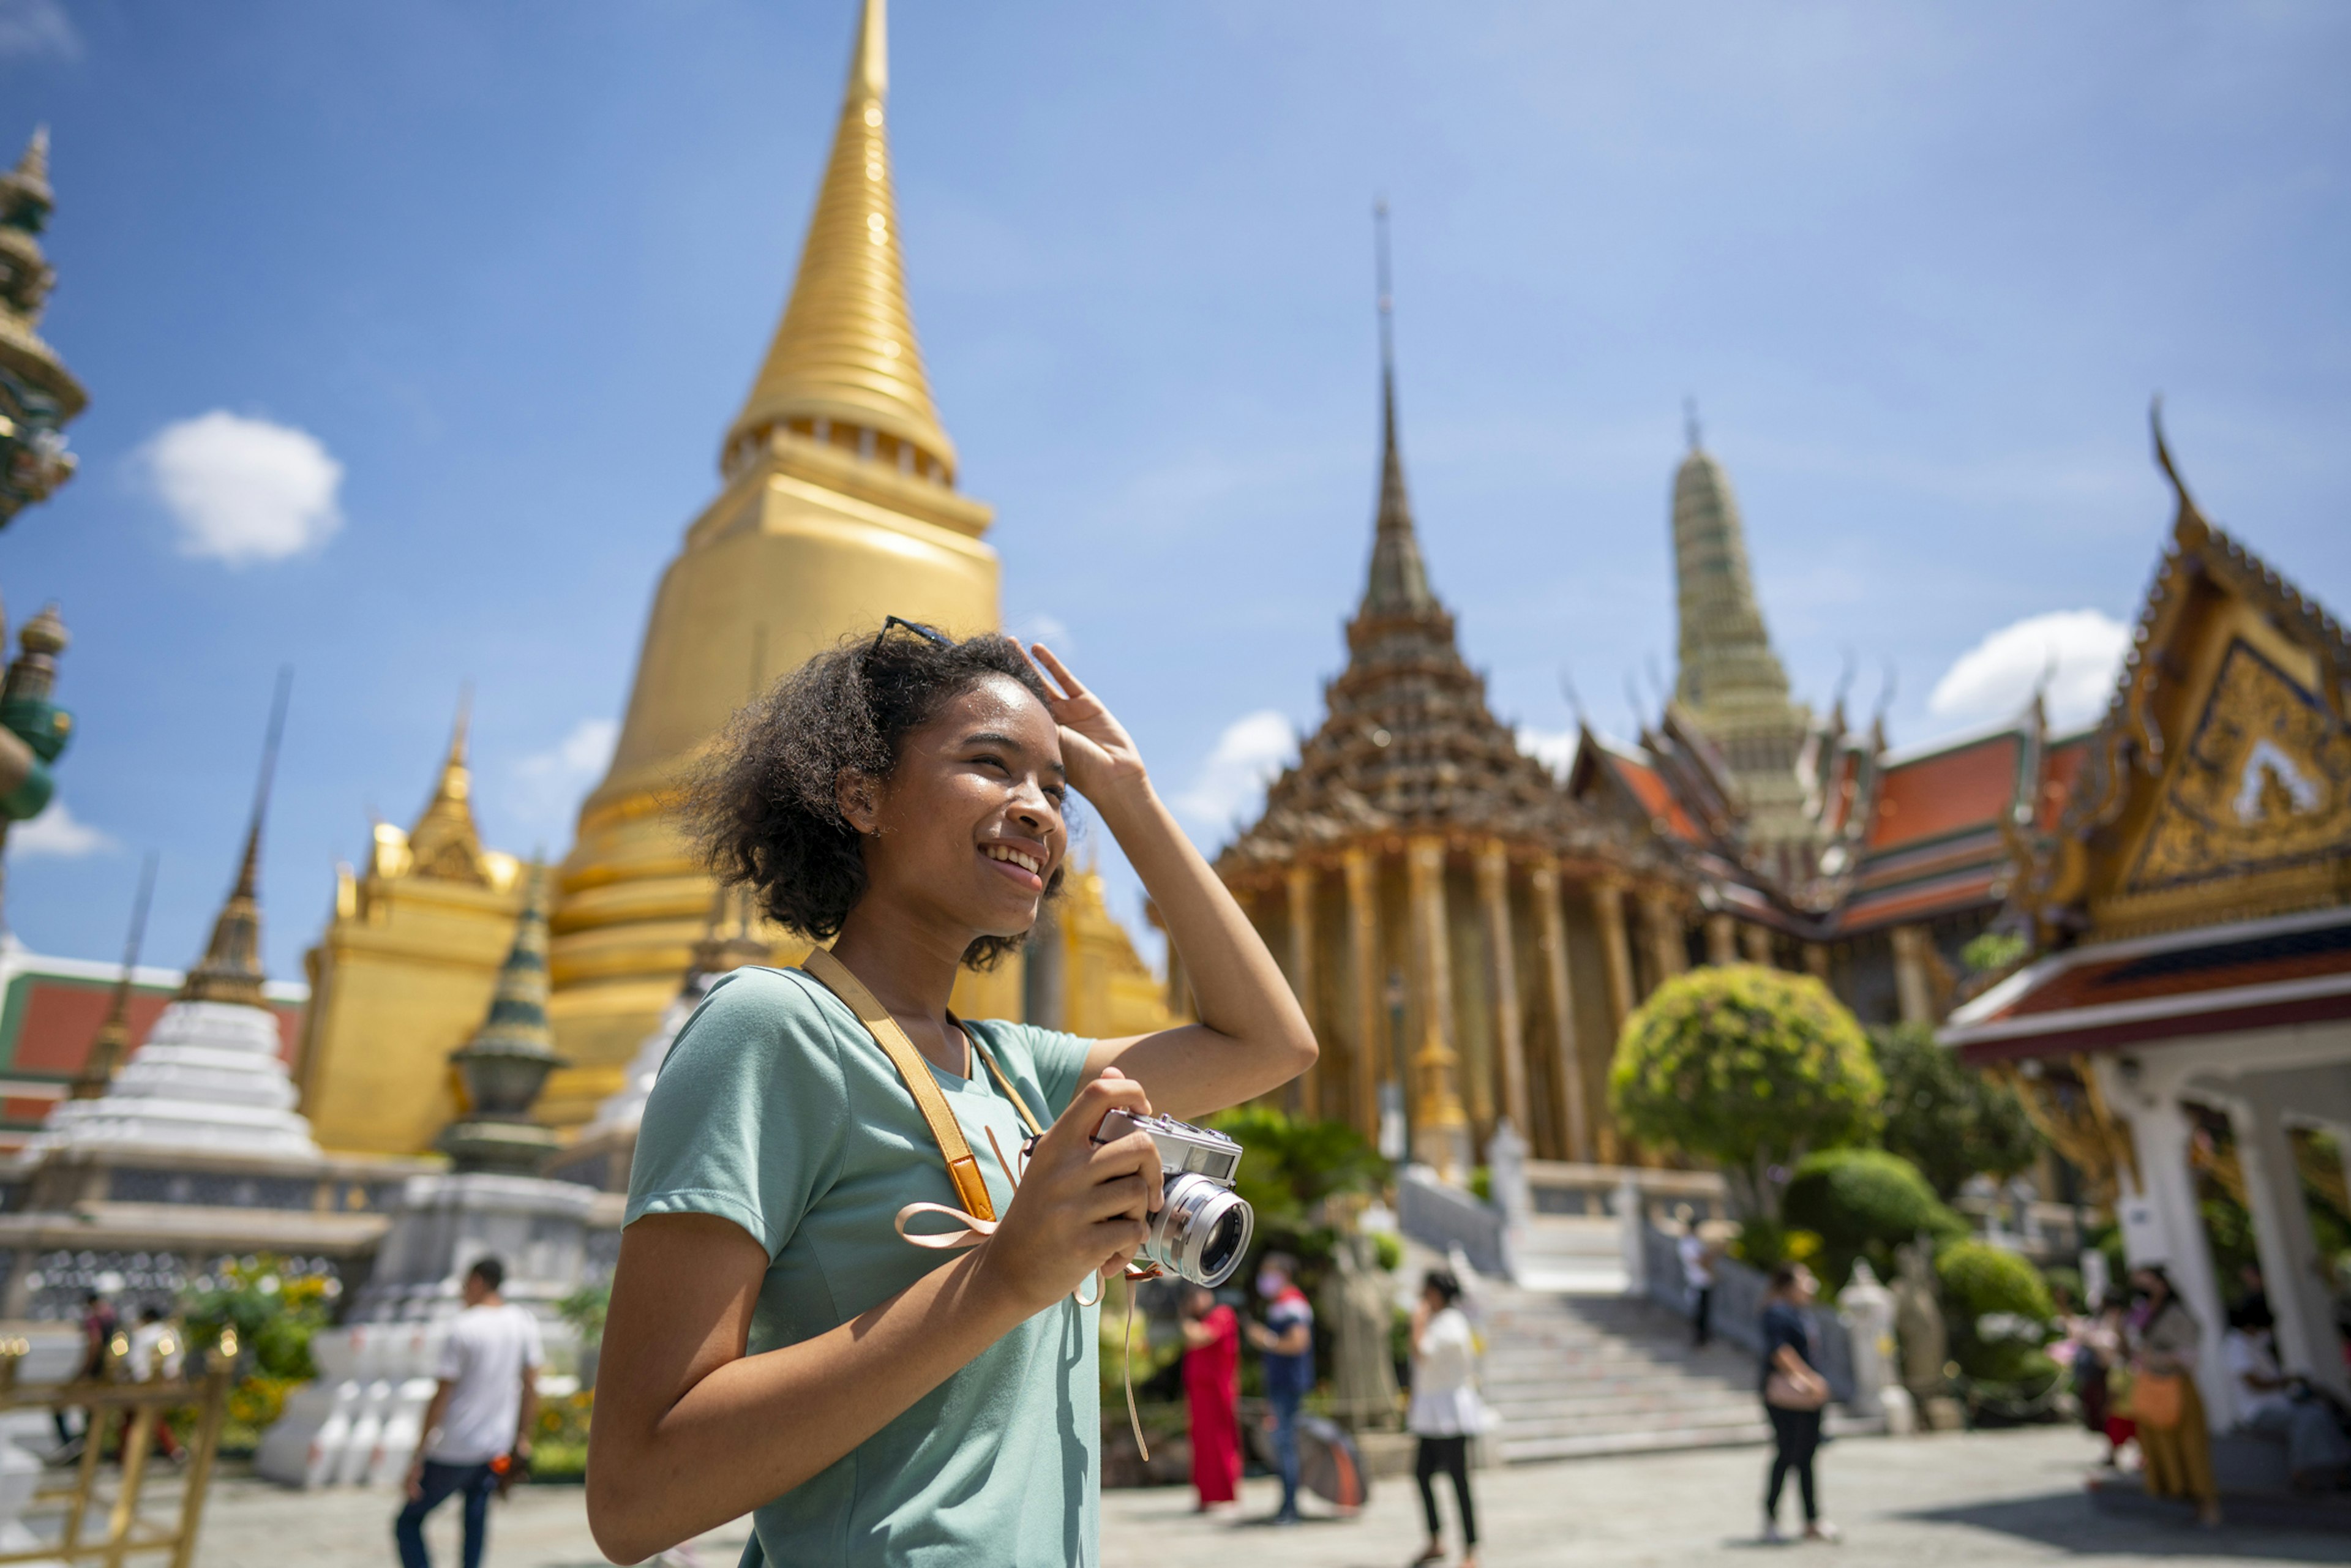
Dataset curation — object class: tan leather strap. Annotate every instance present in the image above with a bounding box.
[799,948,1044,1218]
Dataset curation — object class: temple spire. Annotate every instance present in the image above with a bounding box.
[2150,394,2211,544]
[405,686,492,883]
[1669,429,1789,718]
[723,0,956,486]
[180,670,290,1007]
[1360,201,1436,618]
[70,850,157,1100]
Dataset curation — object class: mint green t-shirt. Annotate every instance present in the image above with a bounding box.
[624,965,1101,1567]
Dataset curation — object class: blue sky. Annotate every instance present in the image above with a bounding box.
[1,0,2345,980]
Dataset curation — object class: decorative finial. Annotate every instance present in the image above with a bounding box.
[1684,397,1701,452]
[17,127,47,186]
[2150,395,2210,544]
[1559,664,1587,726]
[1374,197,1395,385]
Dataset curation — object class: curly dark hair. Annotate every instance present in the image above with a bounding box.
[688,623,1064,969]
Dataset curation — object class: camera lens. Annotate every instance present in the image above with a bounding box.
[1199,1207,1245,1281]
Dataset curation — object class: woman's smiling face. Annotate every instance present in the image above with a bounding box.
[849,672,1069,943]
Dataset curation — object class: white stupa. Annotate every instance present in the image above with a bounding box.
[39,726,320,1161]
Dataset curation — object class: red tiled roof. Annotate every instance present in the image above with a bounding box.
[2037,734,2088,831]
[1867,733,2019,852]
[1608,751,1701,842]
[1838,867,2003,931]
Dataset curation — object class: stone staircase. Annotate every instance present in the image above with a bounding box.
[1477,1284,1774,1463]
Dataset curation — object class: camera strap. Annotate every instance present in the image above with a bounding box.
[799,947,1043,1223]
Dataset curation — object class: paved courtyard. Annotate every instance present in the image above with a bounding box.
[164,1427,2344,1567]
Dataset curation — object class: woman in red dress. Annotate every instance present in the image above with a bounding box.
[1180,1284,1242,1511]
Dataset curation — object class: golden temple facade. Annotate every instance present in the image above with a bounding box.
[296,711,525,1156]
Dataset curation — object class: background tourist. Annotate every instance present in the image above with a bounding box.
[1179,1284,1241,1514]
[585,632,1315,1566]
[2126,1264,2220,1526]
[2222,1297,2351,1490]
[1408,1267,1483,1568]
[1245,1250,1315,1526]
[118,1306,184,1463]
[397,1256,542,1568]
[1678,1209,1714,1349]
[53,1288,117,1458]
[1760,1262,1837,1544]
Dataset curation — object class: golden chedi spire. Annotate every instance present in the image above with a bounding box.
[722,0,954,486]
[71,852,157,1100]
[546,0,1006,1123]
[404,690,495,885]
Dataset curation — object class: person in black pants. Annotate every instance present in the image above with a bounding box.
[1407,1269,1483,1567]
[1759,1262,1838,1544]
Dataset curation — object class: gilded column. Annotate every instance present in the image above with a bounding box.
[1284,863,1319,1119]
[1891,925,1933,1025]
[1640,890,1688,986]
[1529,858,1588,1163]
[1474,840,1531,1138]
[1704,912,1738,967]
[1343,846,1383,1142]
[1741,923,1774,966]
[1591,880,1636,1033]
[1406,836,1471,1179]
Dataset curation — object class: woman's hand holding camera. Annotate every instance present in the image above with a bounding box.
[977,1068,1164,1316]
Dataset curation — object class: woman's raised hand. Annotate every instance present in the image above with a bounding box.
[1028,645,1147,803]
[975,1067,1165,1316]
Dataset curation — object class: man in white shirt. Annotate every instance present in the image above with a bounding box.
[396,1257,544,1568]
[2222,1299,2351,1490]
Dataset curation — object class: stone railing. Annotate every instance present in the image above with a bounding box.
[1395,1165,1509,1278]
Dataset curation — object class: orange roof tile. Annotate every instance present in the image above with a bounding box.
[1867,733,2019,852]
[1609,751,1701,842]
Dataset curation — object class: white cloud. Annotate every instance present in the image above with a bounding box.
[140,411,345,565]
[511,718,619,834]
[0,0,78,59]
[12,799,113,858]
[1928,609,2132,732]
[1172,710,1295,835]
[1517,726,1579,779]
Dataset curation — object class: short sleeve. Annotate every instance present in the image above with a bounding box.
[980,1020,1094,1119]
[435,1330,469,1383]
[624,969,851,1260]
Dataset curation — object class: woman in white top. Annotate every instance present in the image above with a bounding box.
[1408,1268,1483,1567]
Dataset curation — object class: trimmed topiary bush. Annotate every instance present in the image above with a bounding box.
[1608,965,1883,1223]
[1782,1148,1965,1289]
[1936,1239,2055,1323]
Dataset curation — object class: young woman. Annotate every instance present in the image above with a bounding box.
[1758,1262,1837,1545]
[1177,1284,1242,1514]
[583,626,1316,1566]
[2128,1265,2221,1526]
[1407,1268,1483,1568]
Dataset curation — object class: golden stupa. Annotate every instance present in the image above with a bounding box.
[297,0,1169,1150]
[535,0,1035,1122]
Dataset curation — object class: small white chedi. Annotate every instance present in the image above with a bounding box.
[37,817,320,1161]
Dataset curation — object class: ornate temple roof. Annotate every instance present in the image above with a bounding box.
[1220,271,1627,876]
[722,0,956,485]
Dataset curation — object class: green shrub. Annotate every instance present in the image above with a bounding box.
[1783,1149,1965,1288]
[1370,1232,1403,1273]
[1937,1240,2054,1323]
[1870,1023,2041,1199]
[1608,966,1882,1222]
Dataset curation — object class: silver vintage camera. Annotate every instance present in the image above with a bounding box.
[1095,1110,1253,1287]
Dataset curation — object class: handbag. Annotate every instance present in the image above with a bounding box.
[1764,1364,1831,1411]
[2130,1369,2184,1430]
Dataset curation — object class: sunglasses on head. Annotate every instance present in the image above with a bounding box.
[869,615,953,655]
